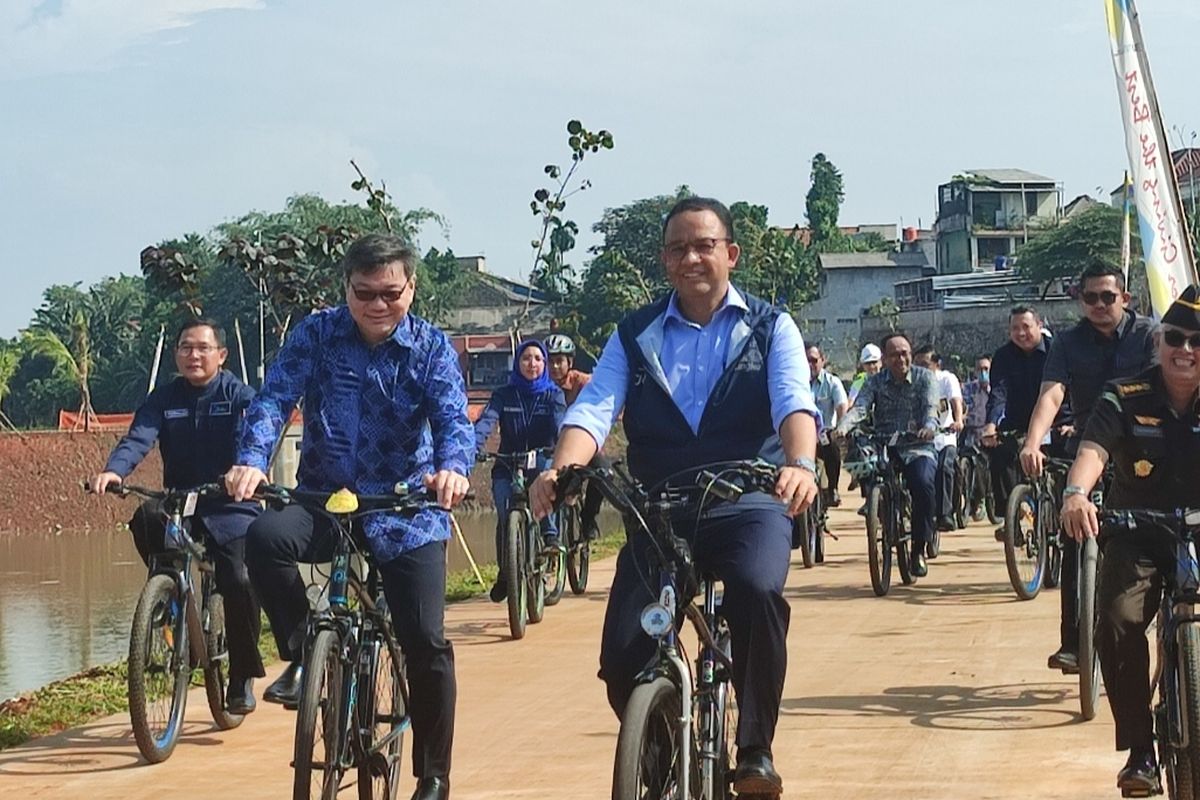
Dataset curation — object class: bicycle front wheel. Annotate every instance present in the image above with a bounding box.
[505,510,529,639]
[612,677,685,800]
[1168,624,1200,797]
[203,592,244,731]
[798,509,815,569]
[357,634,406,800]
[293,629,345,800]
[1003,484,1045,601]
[1078,536,1102,721]
[865,485,892,597]
[128,573,190,763]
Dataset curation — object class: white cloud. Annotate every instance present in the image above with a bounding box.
[0,0,261,80]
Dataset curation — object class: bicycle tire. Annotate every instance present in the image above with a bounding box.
[203,592,244,730]
[1078,536,1102,721]
[952,458,968,530]
[293,628,345,800]
[527,519,547,624]
[1003,484,1045,601]
[1168,624,1200,798]
[544,529,567,608]
[568,542,590,595]
[612,677,684,800]
[896,500,915,586]
[814,504,826,563]
[810,490,826,565]
[703,628,736,800]
[1045,540,1063,589]
[505,509,528,640]
[866,485,891,597]
[798,509,814,569]
[357,633,406,800]
[128,573,190,764]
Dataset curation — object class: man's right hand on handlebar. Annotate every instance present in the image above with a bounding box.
[1019,444,1045,478]
[225,465,269,502]
[88,471,123,495]
[1060,492,1099,542]
[530,468,561,521]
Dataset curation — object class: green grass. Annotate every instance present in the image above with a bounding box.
[0,529,627,752]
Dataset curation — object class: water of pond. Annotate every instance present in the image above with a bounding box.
[0,513,507,700]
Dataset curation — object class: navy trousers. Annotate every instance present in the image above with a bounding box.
[599,504,792,755]
[903,456,937,547]
[245,506,456,779]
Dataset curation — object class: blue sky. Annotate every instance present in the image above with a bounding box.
[2,0,1199,337]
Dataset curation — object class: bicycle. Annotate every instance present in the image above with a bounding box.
[559,485,592,594]
[480,450,566,640]
[954,439,997,528]
[1100,508,1200,798]
[847,430,935,597]
[794,455,827,569]
[1003,449,1071,601]
[91,481,243,763]
[254,483,451,800]
[557,458,780,800]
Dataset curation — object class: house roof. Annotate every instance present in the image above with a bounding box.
[818,251,929,270]
[964,168,1056,185]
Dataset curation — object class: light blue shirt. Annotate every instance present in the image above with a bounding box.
[562,286,817,448]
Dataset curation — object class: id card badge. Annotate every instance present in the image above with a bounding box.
[524,451,538,470]
[183,492,199,519]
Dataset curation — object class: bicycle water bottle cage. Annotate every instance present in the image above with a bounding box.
[326,488,359,514]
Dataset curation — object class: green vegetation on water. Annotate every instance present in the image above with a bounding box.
[0,530,626,752]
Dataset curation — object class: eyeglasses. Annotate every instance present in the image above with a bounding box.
[663,238,731,262]
[176,345,219,355]
[1163,328,1200,349]
[350,278,411,304]
[1082,290,1119,306]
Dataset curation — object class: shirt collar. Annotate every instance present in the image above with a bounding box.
[664,285,747,327]
[885,367,914,386]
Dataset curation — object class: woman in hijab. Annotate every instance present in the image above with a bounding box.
[474,339,567,602]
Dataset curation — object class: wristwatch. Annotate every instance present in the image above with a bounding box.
[1062,484,1087,501]
[789,456,818,475]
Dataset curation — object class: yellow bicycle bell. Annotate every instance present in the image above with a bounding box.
[324,487,360,514]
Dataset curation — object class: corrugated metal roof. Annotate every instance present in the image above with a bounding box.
[894,271,1026,290]
[965,168,1056,185]
[819,252,929,270]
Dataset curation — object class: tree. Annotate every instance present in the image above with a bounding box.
[729,203,819,308]
[22,310,95,429]
[1015,205,1136,298]
[805,153,845,250]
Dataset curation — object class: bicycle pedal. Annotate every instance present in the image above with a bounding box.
[1120,788,1161,798]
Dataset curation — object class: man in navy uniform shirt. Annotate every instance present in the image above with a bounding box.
[90,318,263,714]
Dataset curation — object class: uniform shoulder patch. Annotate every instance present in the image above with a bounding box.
[1116,381,1153,397]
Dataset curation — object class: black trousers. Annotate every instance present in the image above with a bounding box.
[130,500,264,681]
[987,435,1022,513]
[599,506,792,755]
[934,444,958,520]
[244,505,456,779]
[817,441,841,501]
[1097,533,1175,751]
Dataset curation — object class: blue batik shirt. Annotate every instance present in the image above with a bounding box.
[237,306,475,563]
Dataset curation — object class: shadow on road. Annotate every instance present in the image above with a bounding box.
[781,681,1083,731]
[0,720,221,776]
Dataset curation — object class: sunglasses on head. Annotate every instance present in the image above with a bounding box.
[1082,290,1119,306]
[1163,328,1200,349]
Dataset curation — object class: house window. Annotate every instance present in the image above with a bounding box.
[1025,192,1039,217]
[836,317,858,324]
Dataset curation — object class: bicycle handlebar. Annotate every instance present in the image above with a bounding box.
[251,483,471,517]
[1101,508,1200,531]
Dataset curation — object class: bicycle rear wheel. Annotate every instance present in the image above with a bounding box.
[1078,536,1102,721]
[128,573,190,763]
[952,457,968,530]
[865,485,892,596]
[563,504,590,594]
[798,508,815,569]
[293,629,345,800]
[505,509,528,640]
[544,526,567,607]
[357,633,406,800]
[1003,484,1045,601]
[527,520,547,624]
[612,677,685,800]
[699,627,736,800]
[202,592,245,730]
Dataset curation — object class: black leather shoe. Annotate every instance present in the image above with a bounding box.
[1117,748,1160,796]
[489,579,507,603]
[830,490,842,507]
[1048,648,1079,674]
[733,750,783,796]
[994,525,1007,543]
[264,662,303,707]
[937,515,956,532]
[410,776,449,800]
[910,550,928,578]
[226,676,256,715]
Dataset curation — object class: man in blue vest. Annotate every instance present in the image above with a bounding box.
[531,196,818,797]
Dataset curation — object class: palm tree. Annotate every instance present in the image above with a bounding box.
[0,342,20,432]
[22,310,95,430]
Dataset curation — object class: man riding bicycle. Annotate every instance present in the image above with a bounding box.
[530,196,818,797]
[225,233,473,800]
[913,346,963,533]
[546,332,607,541]
[808,343,848,507]
[1020,262,1154,674]
[837,332,939,577]
[90,318,263,715]
[1059,285,1200,795]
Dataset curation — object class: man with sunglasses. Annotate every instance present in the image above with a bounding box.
[1020,261,1154,675]
[1059,285,1200,795]
[224,233,474,800]
[808,343,849,506]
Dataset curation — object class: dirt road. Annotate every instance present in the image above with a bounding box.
[0,505,1121,799]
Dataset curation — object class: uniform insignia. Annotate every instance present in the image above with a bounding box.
[1134,415,1162,427]
[164,408,189,419]
[208,401,232,416]
[1133,459,1154,478]
[1117,382,1153,397]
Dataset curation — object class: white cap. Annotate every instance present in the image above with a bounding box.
[859,344,882,364]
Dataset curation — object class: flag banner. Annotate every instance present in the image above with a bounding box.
[1105,0,1197,315]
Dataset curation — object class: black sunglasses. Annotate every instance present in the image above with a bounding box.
[1163,328,1200,349]
[1082,290,1119,306]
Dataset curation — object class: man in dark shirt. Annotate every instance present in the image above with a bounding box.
[1020,262,1155,673]
[90,318,262,714]
[1059,284,1200,795]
